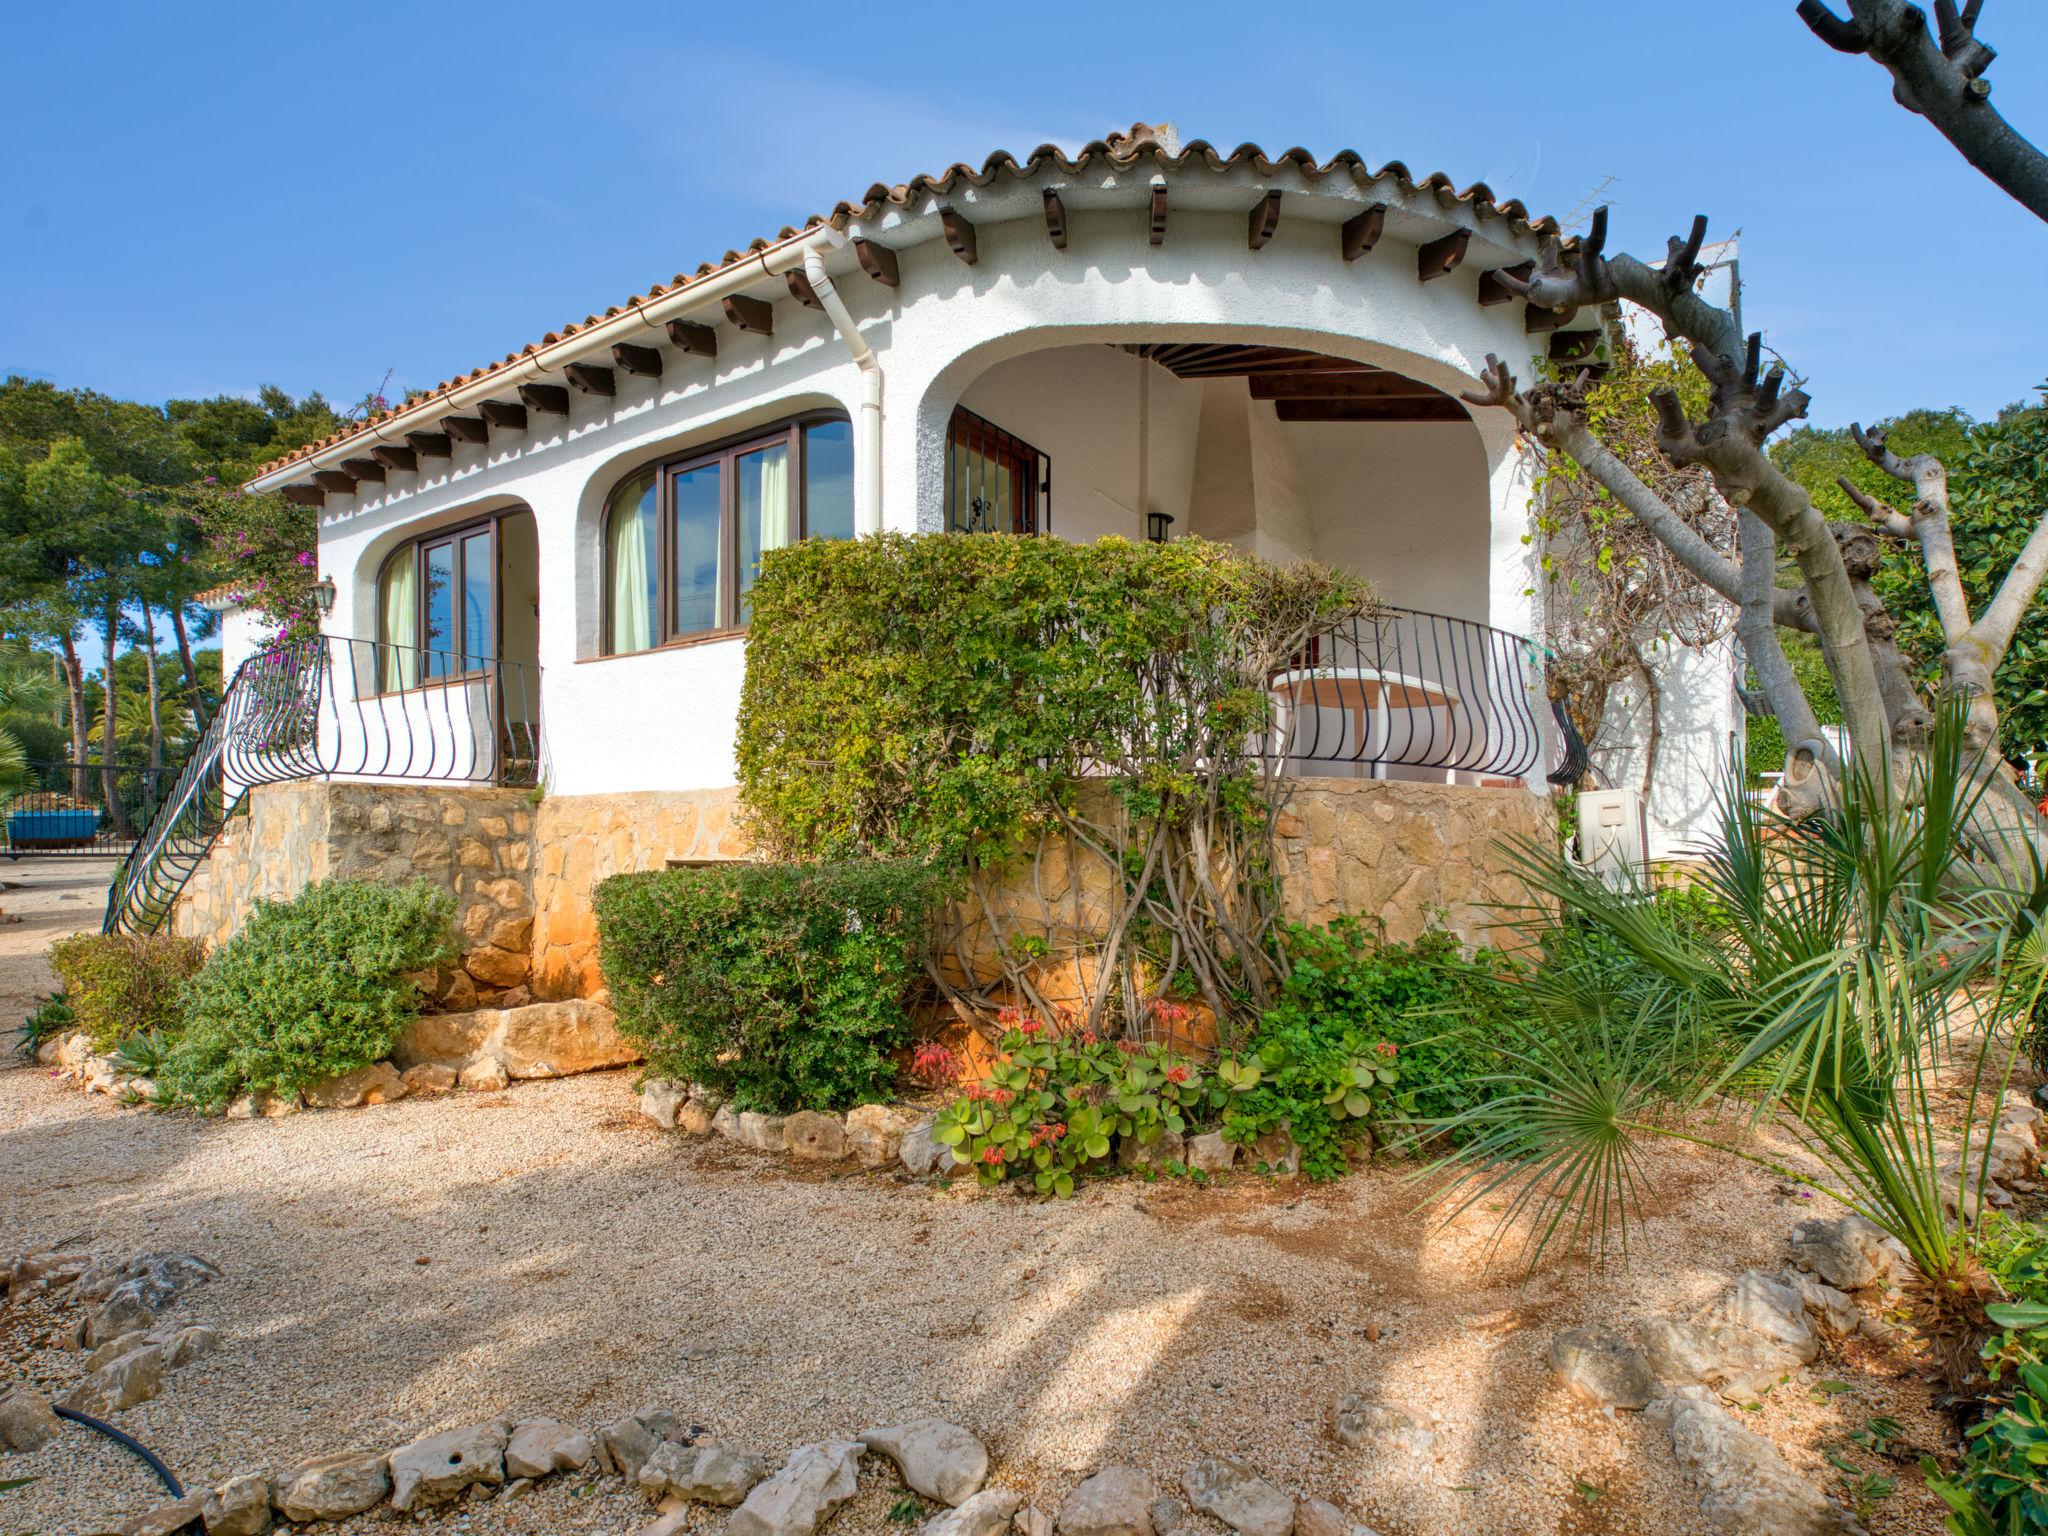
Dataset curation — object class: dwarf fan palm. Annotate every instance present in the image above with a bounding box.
[1434,698,2047,1376]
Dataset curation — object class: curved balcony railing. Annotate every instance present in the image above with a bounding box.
[104,636,541,935]
[1259,607,1545,782]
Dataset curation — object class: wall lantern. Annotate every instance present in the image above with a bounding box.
[310,576,337,616]
[1145,512,1175,544]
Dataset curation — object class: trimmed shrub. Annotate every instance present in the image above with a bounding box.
[157,879,455,1111]
[595,860,945,1113]
[46,932,204,1051]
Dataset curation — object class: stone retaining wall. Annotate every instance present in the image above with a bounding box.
[171,778,1553,1006]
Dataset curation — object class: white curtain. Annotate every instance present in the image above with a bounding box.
[608,477,657,652]
[757,446,790,558]
[378,553,417,691]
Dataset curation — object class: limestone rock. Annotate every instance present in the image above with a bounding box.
[389,1420,508,1510]
[464,944,531,989]
[638,1442,771,1506]
[0,1388,60,1451]
[505,1418,593,1479]
[161,1324,220,1369]
[62,1343,165,1414]
[1787,1217,1885,1291]
[845,1104,916,1168]
[1547,1326,1656,1410]
[712,1103,743,1142]
[71,1250,215,1320]
[678,1097,719,1136]
[1291,1499,1349,1536]
[201,1473,273,1535]
[86,1329,150,1372]
[596,1413,668,1480]
[400,1062,456,1095]
[1652,1387,1856,1534]
[302,1060,406,1110]
[396,1000,638,1080]
[1057,1467,1160,1536]
[640,1080,687,1130]
[859,1418,990,1506]
[924,1488,1025,1536]
[1013,1506,1053,1536]
[1118,1131,1186,1172]
[1149,1498,1183,1533]
[784,1111,849,1162]
[900,1119,959,1177]
[1329,1395,1434,1459]
[737,1111,787,1153]
[1182,1457,1292,1536]
[274,1451,391,1522]
[121,1492,206,1536]
[83,1289,155,1347]
[1779,1269,1860,1336]
[1187,1132,1236,1173]
[1248,1128,1299,1175]
[459,1056,510,1092]
[1721,1270,1819,1362]
[1640,1320,1799,1402]
[728,1439,865,1536]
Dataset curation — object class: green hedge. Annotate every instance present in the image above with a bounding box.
[594,860,945,1113]
[46,932,204,1051]
[158,879,454,1111]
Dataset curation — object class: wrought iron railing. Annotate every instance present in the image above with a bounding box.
[1258,607,1545,782]
[3,759,177,859]
[103,636,542,935]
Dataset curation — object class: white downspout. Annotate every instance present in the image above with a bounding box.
[803,246,884,536]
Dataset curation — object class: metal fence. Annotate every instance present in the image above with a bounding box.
[105,635,542,935]
[1259,607,1545,782]
[3,759,177,859]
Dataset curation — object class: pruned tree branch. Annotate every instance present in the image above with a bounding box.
[1979,510,2048,657]
[1798,0,2048,222]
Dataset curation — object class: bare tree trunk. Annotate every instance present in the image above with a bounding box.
[99,605,131,839]
[57,634,88,801]
[140,599,163,775]
[169,604,199,698]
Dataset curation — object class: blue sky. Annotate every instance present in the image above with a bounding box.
[4,1,2046,433]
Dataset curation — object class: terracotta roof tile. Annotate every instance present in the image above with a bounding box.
[253,131,1562,482]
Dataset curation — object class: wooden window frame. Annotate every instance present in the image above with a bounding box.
[375,511,508,694]
[945,406,1050,534]
[599,410,852,656]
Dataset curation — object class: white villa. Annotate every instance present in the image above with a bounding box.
[131,123,1735,998]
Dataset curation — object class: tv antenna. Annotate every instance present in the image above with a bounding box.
[1560,175,1619,234]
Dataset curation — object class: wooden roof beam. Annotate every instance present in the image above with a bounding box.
[1275,397,1469,423]
[1417,228,1470,282]
[283,483,326,506]
[406,430,452,458]
[853,238,899,287]
[565,362,616,397]
[368,445,417,472]
[1525,304,1580,333]
[1148,185,1168,246]
[785,270,824,310]
[312,469,356,494]
[1248,373,1449,401]
[1340,204,1386,261]
[723,295,774,335]
[444,415,489,443]
[1042,189,1068,250]
[610,342,663,379]
[1247,190,1282,251]
[667,320,718,356]
[939,206,978,265]
[477,400,527,431]
[339,457,384,483]
[1477,262,1534,307]
[519,382,570,416]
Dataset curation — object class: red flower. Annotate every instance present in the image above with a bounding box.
[989,1088,1015,1106]
[963,1083,986,1102]
[1017,1016,1045,1037]
[1165,1065,1190,1084]
[981,1146,1006,1165]
[1116,1039,1140,1055]
[1373,1041,1399,1058]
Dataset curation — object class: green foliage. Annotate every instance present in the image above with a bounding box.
[158,879,454,1111]
[1744,632,1844,781]
[16,992,73,1059]
[933,1014,1209,1196]
[1217,921,1514,1178]
[45,932,204,1051]
[738,532,1366,867]
[595,860,945,1113]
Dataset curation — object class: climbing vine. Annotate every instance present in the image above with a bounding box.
[736,533,1371,1042]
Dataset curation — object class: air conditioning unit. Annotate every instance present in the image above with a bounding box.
[1576,788,1649,891]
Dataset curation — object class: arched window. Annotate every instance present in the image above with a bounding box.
[600,411,854,655]
[374,508,532,691]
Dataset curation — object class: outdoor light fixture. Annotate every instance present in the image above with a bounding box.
[1146,512,1175,544]
[310,576,337,616]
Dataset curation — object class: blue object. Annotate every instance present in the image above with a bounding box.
[7,807,102,847]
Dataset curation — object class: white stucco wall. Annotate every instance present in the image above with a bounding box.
[1589,634,1743,859]
[306,161,1561,797]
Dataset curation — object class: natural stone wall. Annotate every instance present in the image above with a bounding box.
[1274,777,1554,949]
[529,789,753,1001]
[173,777,1550,1012]
[172,781,539,1010]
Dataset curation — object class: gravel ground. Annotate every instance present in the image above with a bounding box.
[0,860,1956,1536]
